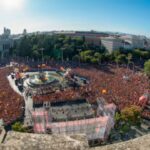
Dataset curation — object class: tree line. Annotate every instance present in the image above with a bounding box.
[11,34,105,61]
[10,34,150,75]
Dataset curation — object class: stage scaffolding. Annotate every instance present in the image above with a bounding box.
[32,110,114,141]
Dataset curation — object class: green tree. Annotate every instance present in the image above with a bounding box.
[90,57,99,64]
[115,54,127,67]
[12,122,26,132]
[114,105,142,134]
[144,60,150,77]
[133,49,150,61]
[72,55,80,62]
[80,50,93,63]
[32,45,40,59]
[94,52,102,64]
[121,105,141,125]
[127,53,132,64]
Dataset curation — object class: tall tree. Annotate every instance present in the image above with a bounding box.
[144,60,150,77]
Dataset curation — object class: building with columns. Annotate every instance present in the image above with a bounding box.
[0,28,13,59]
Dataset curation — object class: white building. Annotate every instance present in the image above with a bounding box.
[0,28,13,59]
[101,37,123,53]
[101,35,150,53]
[120,35,145,49]
[122,41,132,50]
[143,38,150,50]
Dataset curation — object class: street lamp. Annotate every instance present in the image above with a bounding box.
[39,48,44,72]
[40,48,44,64]
[77,49,82,66]
[61,48,65,63]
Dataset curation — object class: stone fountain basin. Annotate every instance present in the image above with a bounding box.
[28,71,64,87]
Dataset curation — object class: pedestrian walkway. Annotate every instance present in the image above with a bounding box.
[7,75,22,96]
[7,75,33,127]
[23,93,33,127]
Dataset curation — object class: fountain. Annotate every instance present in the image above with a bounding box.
[28,71,59,87]
[25,68,88,89]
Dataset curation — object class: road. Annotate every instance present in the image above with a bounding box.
[7,75,33,127]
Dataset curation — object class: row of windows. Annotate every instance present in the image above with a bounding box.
[3,44,10,50]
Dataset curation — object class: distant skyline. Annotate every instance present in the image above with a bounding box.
[0,0,150,37]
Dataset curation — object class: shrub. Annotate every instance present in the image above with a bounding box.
[121,105,142,125]
[12,122,26,132]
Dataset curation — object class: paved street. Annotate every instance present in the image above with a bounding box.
[7,75,33,126]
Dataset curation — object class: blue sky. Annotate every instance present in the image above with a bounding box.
[0,0,150,36]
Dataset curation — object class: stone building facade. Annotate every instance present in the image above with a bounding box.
[0,28,13,59]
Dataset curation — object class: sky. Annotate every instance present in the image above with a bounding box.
[0,0,150,36]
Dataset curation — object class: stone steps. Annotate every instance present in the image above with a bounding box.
[145,105,150,110]
[131,126,144,136]
[140,124,150,133]
[142,119,150,126]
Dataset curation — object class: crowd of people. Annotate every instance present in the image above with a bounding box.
[0,67,24,125]
[50,102,94,122]
[32,64,149,112]
[142,110,150,120]
[33,88,82,103]
[0,61,149,127]
[74,66,149,110]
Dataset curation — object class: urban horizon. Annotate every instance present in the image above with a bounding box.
[0,0,150,36]
[1,28,150,39]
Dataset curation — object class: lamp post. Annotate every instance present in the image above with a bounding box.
[39,48,44,72]
[41,48,44,64]
[61,48,65,63]
[131,61,135,73]
[77,49,82,66]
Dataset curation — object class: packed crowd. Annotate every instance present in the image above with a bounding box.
[74,66,149,110]
[33,88,82,103]
[50,102,94,122]
[0,67,24,125]
[142,110,150,120]
[33,65,149,111]
[0,62,149,126]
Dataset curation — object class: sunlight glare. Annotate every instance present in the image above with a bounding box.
[0,0,25,11]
